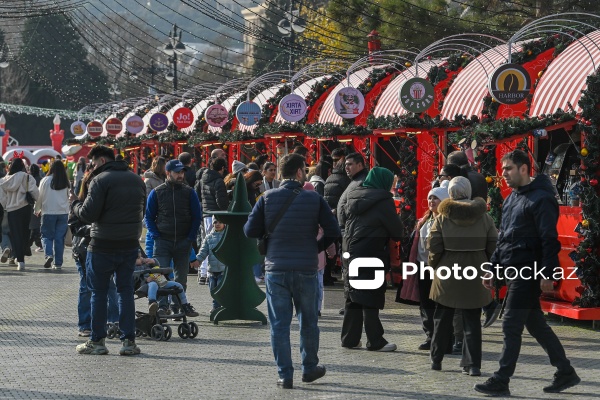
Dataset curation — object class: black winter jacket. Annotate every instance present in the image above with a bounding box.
[342,186,404,309]
[462,166,489,200]
[490,174,561,280]
[200,169,229,212]
[337,168,369,232]
[324,168,351,209]
[72,161,146,251]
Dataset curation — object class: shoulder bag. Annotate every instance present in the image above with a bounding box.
[25,175,35,206]
[257,188,300,255]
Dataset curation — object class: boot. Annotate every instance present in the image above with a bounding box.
[182,303,199,317]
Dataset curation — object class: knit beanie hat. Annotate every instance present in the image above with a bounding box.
[428,179,450,201]
[232,160,246,174]
[448,176,472,200]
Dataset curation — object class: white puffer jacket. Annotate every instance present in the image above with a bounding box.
[0,171,40,212]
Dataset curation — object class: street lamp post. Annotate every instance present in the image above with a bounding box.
[49,114,64,155]
[162,24,185,92]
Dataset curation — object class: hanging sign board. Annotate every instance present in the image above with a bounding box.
[399,77,435,113]
[149,113,169,132]
[205,104,229,127]
[235,101,261,126]
[70,120,86,136]
[488,63,531,105]
[278,94,307,122]
[126,115,144,134]
[86,120,103,138]
[173,107,194,129]
[105,118,123,136]
[334,87,365,118]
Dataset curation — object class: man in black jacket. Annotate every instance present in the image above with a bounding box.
[447,151,488,200]
[197,157,229,283]
[73,145,146,356]
[475,150,580,397]
[145,159,202,315]
[178,152,196,188]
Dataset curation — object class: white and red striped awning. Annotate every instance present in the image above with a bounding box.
[373,60,442,117]
[441,43,521,119]
[208,90,246,134]
[318,66,376,124]
[181,97,215,134]
[531,30,600,116]
[240,84,285,133]
[274,75,330,124]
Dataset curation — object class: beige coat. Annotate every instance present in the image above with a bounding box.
[0,171,40,212]
[427,197,497,309]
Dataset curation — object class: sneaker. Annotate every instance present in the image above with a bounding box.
[453,341,463,354]
[199,276,207,285]
[543,369,581,393]
[158,307,170,317]
[8,258,16,267]
[375,343,397,352]
[302,365,326,383]
[119,339,141,356]
[35,247,44,252]
[418,340,431,351]
[148,302,158,316]
[1,248,10,263]
[343,340,362,349]
[17,262,25,271]
[52,264,62,271]
[474,377,510,396]
[483,303,502,328]
[462,366,481,376]
[255,277,264,284]
[44,256,53,269]
[76,338,109,355]
[78,330,91,337]
[182,303,199,317]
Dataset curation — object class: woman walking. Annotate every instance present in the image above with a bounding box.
[427,177,497,375]
[0,157,39,270]
[35,160,70,270]
[341,167,404,351]
[29,163,44,252]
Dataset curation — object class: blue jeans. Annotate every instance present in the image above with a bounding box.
[253,263,264,280]
[147,280,188,304]
[318,269,324,312]
[154,238,192,309]
[76,256,119,331]
[265,270,320,380]
[86,248,137,342]
[1,212,11,251]
[41,214,68,266]
[208,271,224,309]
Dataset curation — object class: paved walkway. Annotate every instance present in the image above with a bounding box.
[1,250,600,399]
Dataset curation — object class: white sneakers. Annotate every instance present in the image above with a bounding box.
[376,343,397,352]
[17,262,25,271]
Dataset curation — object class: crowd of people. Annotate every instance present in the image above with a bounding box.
[0,143,582,396]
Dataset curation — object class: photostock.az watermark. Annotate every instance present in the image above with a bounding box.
[344,253,386,290]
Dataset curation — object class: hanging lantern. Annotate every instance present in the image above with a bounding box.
[223,144,228,150]
[582,219,590,229]
[486,176,493,183]
[590,178,598,186]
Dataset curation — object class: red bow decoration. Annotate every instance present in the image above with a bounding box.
[13,151,24,159]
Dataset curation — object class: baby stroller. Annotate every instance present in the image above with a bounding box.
[132,267,199,341]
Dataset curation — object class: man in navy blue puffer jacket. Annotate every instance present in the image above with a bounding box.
[244,153,340,389]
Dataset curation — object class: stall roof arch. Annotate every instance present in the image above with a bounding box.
[531,30,600,116]
[239,83,286,133]
[441,43,522,119]
[274,75,331,124]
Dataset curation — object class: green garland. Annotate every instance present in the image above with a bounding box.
[260,85,292,125]
[572,68,600,308]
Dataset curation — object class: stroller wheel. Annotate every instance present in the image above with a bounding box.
[188,322,199,339]
[151,324,164,341]
[177,323,190,339]
[162,325,172,341]
[106,323,116,339]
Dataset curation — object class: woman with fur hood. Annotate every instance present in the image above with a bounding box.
[0,158,39,270]
[427,176,497,376]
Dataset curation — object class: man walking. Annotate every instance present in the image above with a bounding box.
[145,159,202,316]
[244,153,340,389]
[198,157,229,284]
[474,150,580,396]
[73,145,146,356]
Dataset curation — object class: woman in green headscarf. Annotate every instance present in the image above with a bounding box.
[340,167,404,352]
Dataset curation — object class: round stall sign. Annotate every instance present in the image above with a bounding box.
[488,63,531,105]
[105,117,123,136]
[70,120,86,136]
[235,101,262,126]
[149,113,169,132]
[399,77,435,113]
[126,115,144,134]
[204,104,229,127]
[334,87,365,118]
[173,107,194,129]
[278,94,307,122]
[86,120,103,138]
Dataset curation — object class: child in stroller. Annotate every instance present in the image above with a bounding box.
[133,251,199,340]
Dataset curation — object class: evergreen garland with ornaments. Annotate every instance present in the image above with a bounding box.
[393,138,419,259]
[572,68,600,308]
